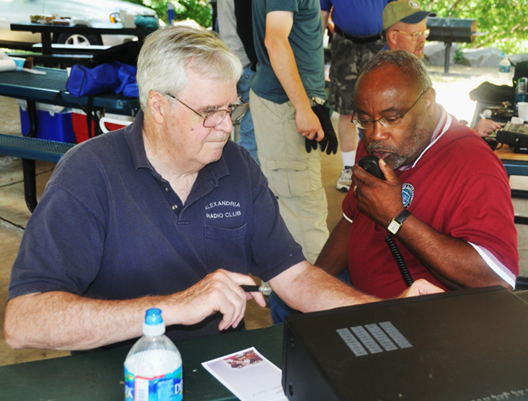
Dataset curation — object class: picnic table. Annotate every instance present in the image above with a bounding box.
[0,67,139,211]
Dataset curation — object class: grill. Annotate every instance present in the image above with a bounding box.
[426,18,484,73]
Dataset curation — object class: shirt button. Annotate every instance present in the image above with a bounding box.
[172,205,178,210]
[165,188,170,192]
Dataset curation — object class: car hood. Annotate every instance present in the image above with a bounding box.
[43,0,157,21]
[90,0,157,16]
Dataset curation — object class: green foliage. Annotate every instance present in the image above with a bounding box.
[425,0,528,55]
[124,0,212,28]
[454,48,464,64]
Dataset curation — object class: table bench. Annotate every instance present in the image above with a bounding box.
[31,43,110,54]
[0,133,76,211]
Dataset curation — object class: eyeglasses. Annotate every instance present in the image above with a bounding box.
[352,89,428,130]
[393,28,430,41]
[166,94,249,128]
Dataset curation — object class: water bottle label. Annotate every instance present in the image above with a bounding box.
[125,366,183,401]
[499,65,511,73]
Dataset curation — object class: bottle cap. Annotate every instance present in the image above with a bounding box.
[143,308,165,336]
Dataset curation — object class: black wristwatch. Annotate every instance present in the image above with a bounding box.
[387,209,411,235]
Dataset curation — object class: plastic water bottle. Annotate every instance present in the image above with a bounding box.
[168,2,175,25]
[124,308,183,401]
[499,53,511,85]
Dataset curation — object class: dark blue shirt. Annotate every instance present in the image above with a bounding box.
[8,111,304,341]
[319,0,395,36]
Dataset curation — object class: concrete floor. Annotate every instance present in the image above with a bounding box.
[0,64,527,367]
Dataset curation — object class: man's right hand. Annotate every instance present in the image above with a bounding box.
[168,269,266,331]
[296,106,324,141]
[398,279,444,298]
[4,270,267,351]
[306,104,339,154]
[264,10,324,143]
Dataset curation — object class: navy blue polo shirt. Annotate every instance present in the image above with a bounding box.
[9,111,305,341]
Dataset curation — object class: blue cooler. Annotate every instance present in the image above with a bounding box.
[17,100,77,143]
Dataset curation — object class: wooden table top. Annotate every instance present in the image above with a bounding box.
[495,144,528,161]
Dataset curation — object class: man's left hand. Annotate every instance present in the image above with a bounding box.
[352,158,404,226]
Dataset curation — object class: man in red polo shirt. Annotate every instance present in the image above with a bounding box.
[316,50,518,299]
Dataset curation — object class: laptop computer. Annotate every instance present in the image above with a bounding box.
[282,286,528,401]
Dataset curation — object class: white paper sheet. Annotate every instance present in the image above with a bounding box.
[202,347,288,401]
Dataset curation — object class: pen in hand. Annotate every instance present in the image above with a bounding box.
[240,285,265,293]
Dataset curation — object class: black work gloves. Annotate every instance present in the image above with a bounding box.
[305,104,339,155]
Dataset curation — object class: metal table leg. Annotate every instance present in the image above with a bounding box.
[22,100,39,212]
[514,216,528,225]
[444,41,452,74]
[22,159,37,212]
[41,32,54,68]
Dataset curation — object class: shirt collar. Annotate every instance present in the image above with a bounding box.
[398,104,451,171]
[124,110,150,169]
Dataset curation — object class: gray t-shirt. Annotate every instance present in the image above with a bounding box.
[251,0,326,104]
[217,0,251,67]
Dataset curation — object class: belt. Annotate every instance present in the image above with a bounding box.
[334,25,382,44]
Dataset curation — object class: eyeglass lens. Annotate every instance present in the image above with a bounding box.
[353,89,426,129]
[204,103,249,128]
[230,103,249,123]
[410,29,429,40]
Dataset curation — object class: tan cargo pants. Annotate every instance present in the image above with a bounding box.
[250,90,329,264]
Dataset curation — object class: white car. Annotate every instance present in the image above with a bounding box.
[0,0,160,48]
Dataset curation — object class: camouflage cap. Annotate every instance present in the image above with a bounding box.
[383,0,436,31]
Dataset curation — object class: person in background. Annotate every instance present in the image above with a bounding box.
[217,0,260,164]
[4,26,443,352]
[251,1,333,268]
[217,0,272,297]
[382,0,501,137]
[321,0,395,192]
[250,0,335,322]
[316,50,518,299]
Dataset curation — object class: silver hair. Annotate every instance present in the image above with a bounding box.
[355,50,432,96]
[137,25,243,111]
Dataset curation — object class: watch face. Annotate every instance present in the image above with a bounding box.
[388,220,401,235]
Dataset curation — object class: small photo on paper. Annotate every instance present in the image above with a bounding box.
[203,347,287,401]
[224,349,263,369]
